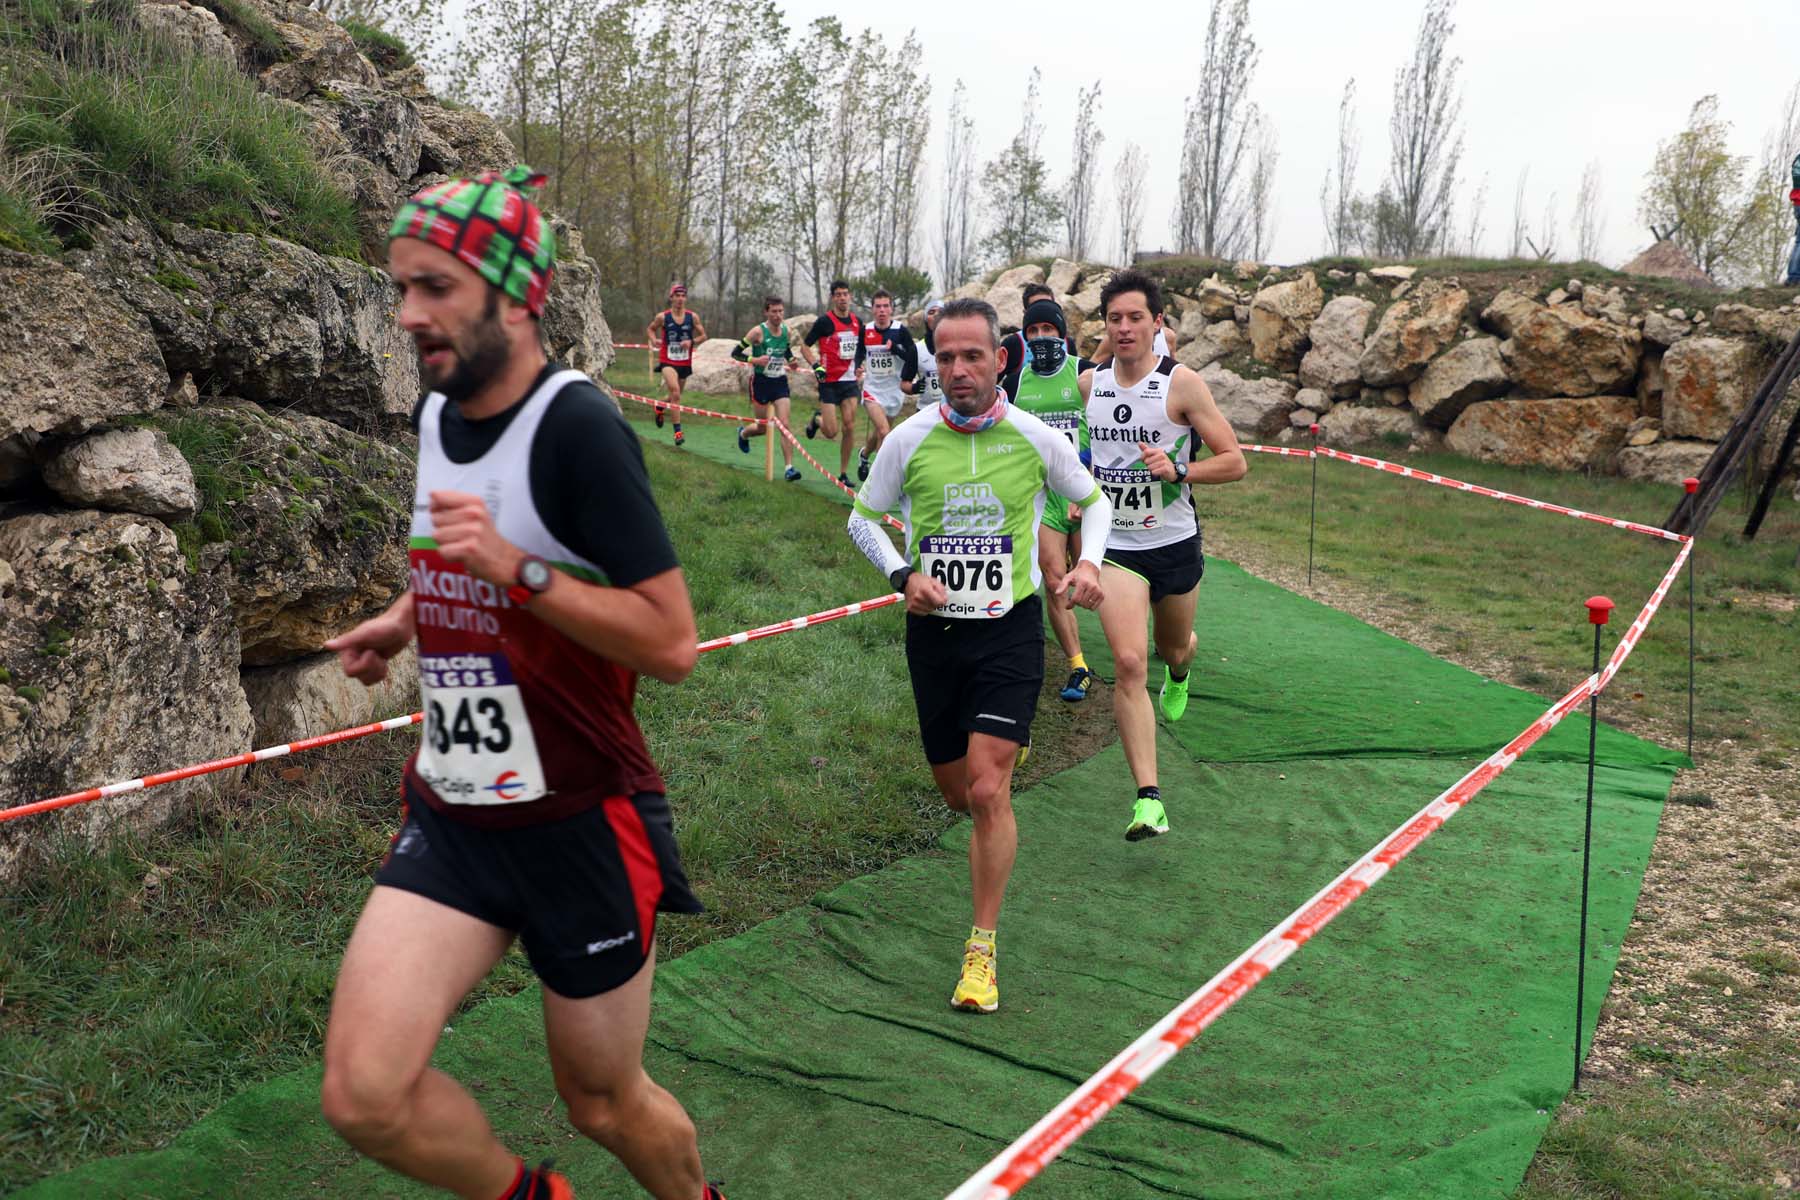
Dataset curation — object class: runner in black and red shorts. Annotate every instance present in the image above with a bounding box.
[648,282,707,446]
[798,279,866,489]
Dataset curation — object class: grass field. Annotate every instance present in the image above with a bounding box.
[3,363,1796,1194]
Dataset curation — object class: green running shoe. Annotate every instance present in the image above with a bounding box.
[1159,667,1189,721]
[1125,795,1170,841]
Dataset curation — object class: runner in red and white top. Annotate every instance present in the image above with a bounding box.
[648,282,708,446]
[323,168,726,1200]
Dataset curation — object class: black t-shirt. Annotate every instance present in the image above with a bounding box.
[410,367,678,589]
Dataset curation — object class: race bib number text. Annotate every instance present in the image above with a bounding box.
[920,534,1013,619]
[1095,464,1164,531]
[416,652,548,805]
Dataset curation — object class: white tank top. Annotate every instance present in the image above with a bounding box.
[1085,355,1197,550]
[1152,328,1171,358]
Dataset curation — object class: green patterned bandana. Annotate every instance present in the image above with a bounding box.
[388,166,557,316]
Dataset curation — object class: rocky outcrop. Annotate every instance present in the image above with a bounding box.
[1501,306,1641,397]
[1358,281,1468,386]
[42,428,198,519]
[0,511,254,872]
[1479,290,1539,339]
[251,0,381,100]
[0,252,169,443]
[1661,336,1764,441]
[1319,403,1425,447]
[1299,296,1375,398]
[243,648,420,745]
[1199,364,1298,439]
[139,1,238,65]
[1196,276,1239,321]
[1408,337,1509,428]
[1446,396,1637,470]
[689,337,745,395]
[1047,258,1082,296]
[1176,321,1246,371]
[1247,271,1323,371]
[1615,439,1716,484]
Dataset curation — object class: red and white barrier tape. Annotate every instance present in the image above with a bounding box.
[611,386,748,425]
[1241,443,1318,459]
[946,536,1692,1200]
[1,591,904,825]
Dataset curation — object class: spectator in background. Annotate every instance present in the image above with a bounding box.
[1786,151,1800,286]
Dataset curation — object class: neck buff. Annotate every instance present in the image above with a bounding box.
[939,389,1007,434]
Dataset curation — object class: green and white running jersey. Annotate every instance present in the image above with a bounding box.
[758,320,791,378]
[1011,354,1087,457]
[852,402,1102,619]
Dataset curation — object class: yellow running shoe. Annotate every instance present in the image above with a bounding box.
[951,940,998,1013]
[1158,666,1189,722]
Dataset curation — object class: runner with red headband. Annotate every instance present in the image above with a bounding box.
[648,283,707,447]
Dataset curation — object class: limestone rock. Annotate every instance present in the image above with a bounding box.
[1546,287,1569,307]
[1708,303,1800,345]
[1662,336,1763,440]
[42,428,199,519]
[415,104,517,177]
[1368,265,1417,283]
[1579,284,1630,325]
[242,648,420,746]
[0,251,168,443]
[250,0,380,100]
[689,337,746,395]
[160,402,412,665]
[161,225,417,429]
[1198,364,1298,440]
[1299,295,1375,398]
[302,79,425,259]
[0,511,253,876]
[539,220,614,377]
[1176,305,1211,343]
[1625,417,1662,447]
[1637,348,1666,418]
[1408,336,1509,428]
[1445,396,1637,470]
[1354,272,1372,288]
[1501,306,1641,397]
[1248,271,1324,371]
[1047,258,1082,296]
[949,280,989,303]
[1318,404,1423,447]
[1615,439,1717,484]
[65,219,213,379]
[1362,386,1408,407]
[1480,289,1541,339]
[991,264,1046,293]
[138,2,238,65]
[1642,310,1692,347]
[989,285,1027,330]
[1566,278,1586,298]
[0,434,38,494]
[1197,275,1239,321]
[1291,405,1322,429]
[1358,281,1469,386]
[1175,321,1246,371]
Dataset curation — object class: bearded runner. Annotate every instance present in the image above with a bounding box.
[846,297,1111,1016]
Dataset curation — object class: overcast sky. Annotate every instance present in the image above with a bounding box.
[776,0,1800,272]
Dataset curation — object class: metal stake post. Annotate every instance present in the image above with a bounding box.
[1575,594,1614,1091]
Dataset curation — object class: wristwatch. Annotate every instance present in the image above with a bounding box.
[1173,459,1189,483]
[889,566,916,593]
[508,555,554,606]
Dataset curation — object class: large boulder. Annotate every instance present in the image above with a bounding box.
[242,648,420,745]
[42,428,198,519]
[1479,289,1540,339]
[1501,306,1641,397]
[1615,439,1717,484]
[1318,403,1425,447]
[0,511,253,876]
[1358,281,1469,386]
[1198,364,1298,440]
[1047,258,1082,296]
[1196,275,1239,321]
[1445,396,1638,470]
[160,225,417,429]
[66,219,214,379]
[0,251,169,443]
[154,402,413,665]
[689,337,747,395]
[248,0,381,100]
[1247,271,1324,371]
[1299,295,1375,398]
[138,1,238,65]
[415,103,518,177]
[1408,336,1509,428]
[989,285,1028,330]
[991,264,1046,293]
[1661,336,1763,440]
[301,78,426,260]
[1175,320,1247,371]
[1708,303,1800,345]
[1641,310,1693,347]
[539,221,614,377]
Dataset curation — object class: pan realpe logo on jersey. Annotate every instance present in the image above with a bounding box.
[942,482,1006,533]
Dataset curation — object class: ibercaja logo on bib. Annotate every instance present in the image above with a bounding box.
[943,482,1005,533]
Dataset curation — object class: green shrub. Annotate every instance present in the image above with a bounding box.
[338,18,413,70]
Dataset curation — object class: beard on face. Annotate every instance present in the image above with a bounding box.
[424,290,512,404]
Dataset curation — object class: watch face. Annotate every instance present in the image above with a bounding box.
[520,558,553,591]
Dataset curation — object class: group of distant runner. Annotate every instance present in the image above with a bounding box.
[313,162,1243,1198]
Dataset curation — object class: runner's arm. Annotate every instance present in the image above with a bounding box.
[897,328,919,384]
[692,317,708,345]
[1175,367,1247,484]
[846,440,908,578]
[1041,425,1111,567]
[799,314,830,368]
[520,565,697,685]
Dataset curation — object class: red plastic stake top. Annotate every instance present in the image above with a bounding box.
[1683,477,1700,494]
[1309,423,1320,435]
[1586,596,1615,625]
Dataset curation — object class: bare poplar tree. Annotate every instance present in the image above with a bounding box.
[1175,0,1259,257]
[1316,78,1360,255]
[1507,166,1530,259]
[1063,81,1105,260]
[1459,172,1488,256]
[1385,0,1464,255]
[1114,141,1148,265]
[937,80,979,291]
[981,68,1060,264]
[1247,108,1279,261]
[1526,191,1558,260]
[1572,159,1605,263]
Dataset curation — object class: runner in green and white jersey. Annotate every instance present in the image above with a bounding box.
[1007,295,1100,703]
[730,295,802,481]
[846,297,1111,1015]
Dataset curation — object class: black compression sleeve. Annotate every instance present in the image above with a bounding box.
[804,314,832,346]
[529,384,679,588]
[896,327,919,382]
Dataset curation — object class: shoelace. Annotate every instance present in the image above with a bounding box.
[961,947,996,989]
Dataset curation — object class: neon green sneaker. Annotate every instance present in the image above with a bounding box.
[1158,667,1190,721]
[951,939,998,1013]
[1125,795,1170,841]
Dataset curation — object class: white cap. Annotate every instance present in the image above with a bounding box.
[925,297,945,313]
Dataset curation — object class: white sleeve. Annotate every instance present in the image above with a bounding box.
[1075,491,1111,567]
[847,511,908,579]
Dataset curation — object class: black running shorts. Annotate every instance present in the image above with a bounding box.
[660,363,693,382]
[904,594,1044,764]
[375,782,702,998]
[752,375,791,405]
[1104,530,1205,602]
[818,380,860,406]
